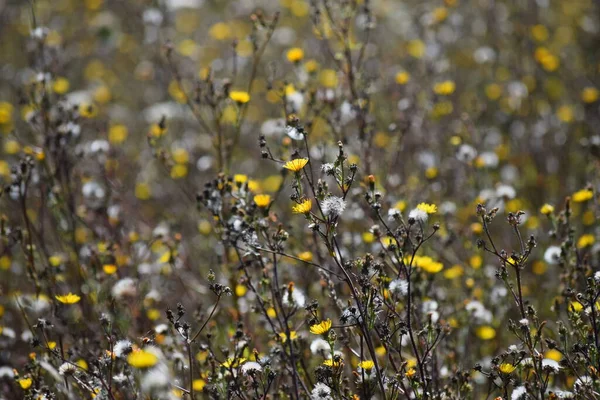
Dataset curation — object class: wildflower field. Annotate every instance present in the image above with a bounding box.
[1,0,600,399]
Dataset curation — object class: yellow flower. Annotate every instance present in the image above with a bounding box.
[570,301,583,312]
[192,379,206,392]
[279,331,298,343]
[358,360,375,371]
[444,265,464,279]
[572,189,593,203]
[323,358,342,367]
[292,199,312,214]
[103,264,117,274]
[108,124,128,144]
[310,319,332,335]
[419,260,443,274]
[476,326,496,340]
[416,203,437,214]
[234,174,248,184]
[52,77,70,94]
[55,293,81,304]
[150,123,167,138]
[499,363,516,374]
[581,87,599,103]
[209,22,231,41]
[540,204,554,215]
[287,47,304,63]
[0,102,14,124]
[18,378,32,390]
[304,59,319,73]
[229,91,250,104]
[221,357,247,368]
[545,349,562,362]
[297,251,313,262]
[319,69,338,88]
[253,194,271,208]
[395,71,410,85]
[405,368,417,378]
[127,349,159,368]
[556,105,574,123]
[283,158,309,172]
[433,80,456,95]
[407,39,425,58]
[577,234,595,249]
[470,255,483,269]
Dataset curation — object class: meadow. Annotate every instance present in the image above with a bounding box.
[0,0,600,399]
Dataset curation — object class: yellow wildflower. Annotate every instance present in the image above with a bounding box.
[358,360,375,371]
[229,91,250,104]
[582,87,599,103]
[395,71,410,85]
[577,234,595,249]
[323,358,342,367]
[433,80,456,95]
[283,158,309,172]
[18,378,32,390]
[127,349,159,368]
[297,251,313,262]
[55,293,81,304]
[310,319,332,335]
[286,47,304,63]
[572,189,593,203]
[476,326,496,340]
[253,194,271,208]
[192,379,206,392]
[499,363,516,374]
[540,204,554,215]
[103,264,117,274]
[279,331,298,343]
[292,199,312,214]
[416,203,437,214]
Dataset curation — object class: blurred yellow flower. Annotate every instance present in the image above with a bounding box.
[395,71,410,85]
[540,204,554,215]
[433,80,456,95]
[286,47,304,63]
[283,158,309,172]
[304,59,319,73]
[407,39,425,58]
[127,349,158,368]
[209,22,231,40]
[52,77,70,94]
[103,264,117,274]
[531,24,549,42]
[556,105,574,123]
[193,379,206,392]
[297,251,313,262]
[358,360,375,371]
[254,194,271,207]
[572,189,593,202]
[577,234,595,249]
[229,91,250,104]
[581,87,599,103]
[310,319,332,335]
[319,69,338,88]
[476,326,496,340]
[55,293,81,304]
[416,203,437,214]
[279,331,298,343]
[108,124,128,144]
[0,102,14,124]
